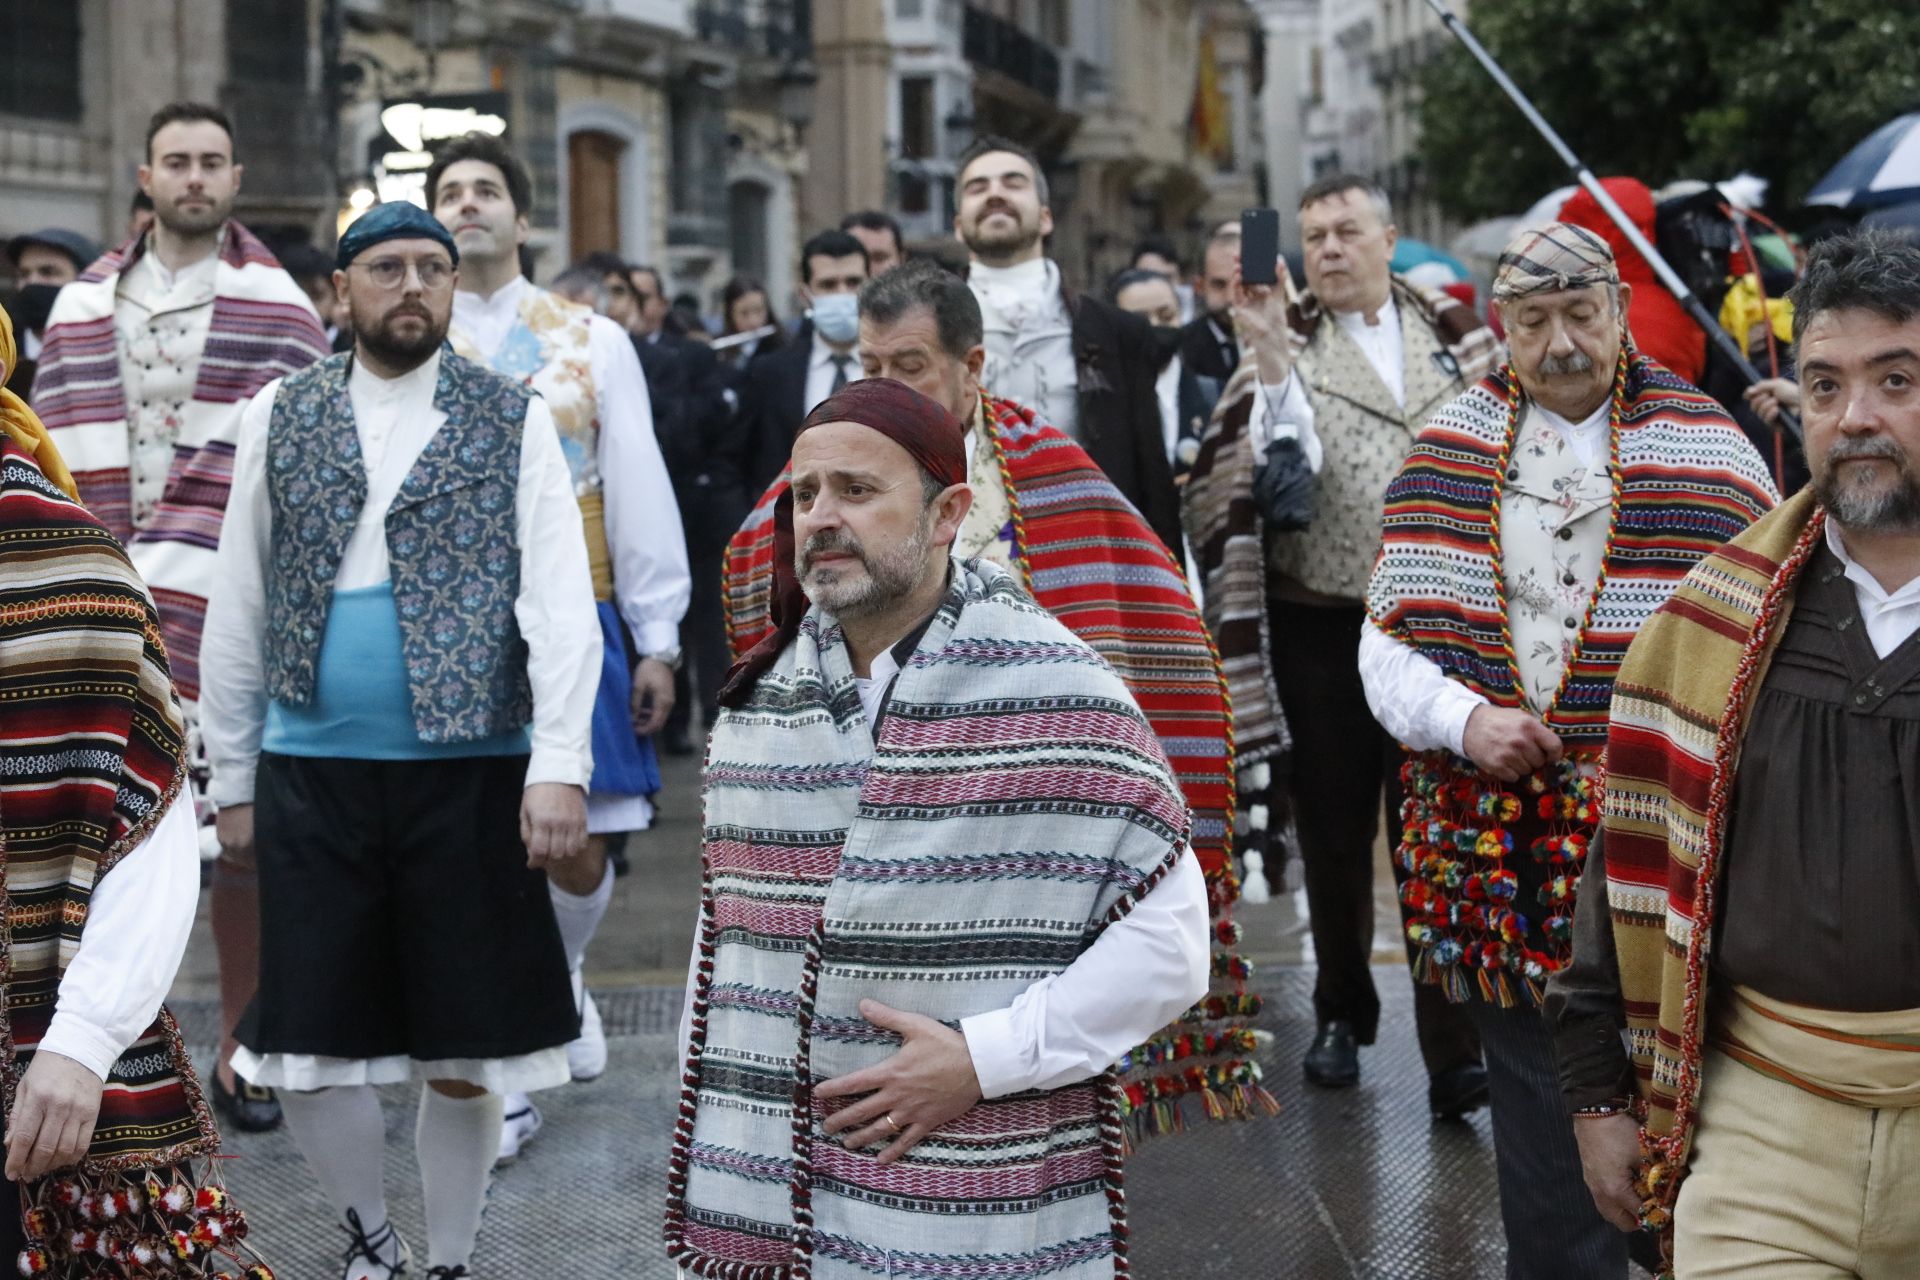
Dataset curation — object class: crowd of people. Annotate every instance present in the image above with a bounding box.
[0,93,1914,1280]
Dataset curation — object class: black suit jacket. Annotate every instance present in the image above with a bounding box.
[1181,313,1239,384]
[739,339,814,495]
[637,331,751,552]
[1065,291,1184,556]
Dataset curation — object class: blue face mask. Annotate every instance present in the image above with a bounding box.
[810,291,860,344]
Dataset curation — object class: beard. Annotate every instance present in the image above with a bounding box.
[795,515,933,619]
[1812,434,1920,532]
[155,193,231,238]
[962,204,1041,261]
[351,298,448,372]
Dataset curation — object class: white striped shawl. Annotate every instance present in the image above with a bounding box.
[669,558,1189,1280]
[28,223,328,705]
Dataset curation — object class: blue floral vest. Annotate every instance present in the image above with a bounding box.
[264,350,535,744]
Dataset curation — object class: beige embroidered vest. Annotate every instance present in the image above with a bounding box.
[1267,300,1473,601]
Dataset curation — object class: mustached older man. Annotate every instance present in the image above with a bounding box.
[1362,222,1776,1279]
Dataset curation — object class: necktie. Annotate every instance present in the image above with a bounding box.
[830,354,851,393]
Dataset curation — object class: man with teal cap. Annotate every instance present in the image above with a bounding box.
[199,199,603,1280]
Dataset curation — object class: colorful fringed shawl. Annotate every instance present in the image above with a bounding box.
[1367,356,1776,1007]
[29,223,328,705]
[723,393,1270,1136]
[1601,489,1821,1244]
[0,437,271,1276]
[671,559,1187,1279]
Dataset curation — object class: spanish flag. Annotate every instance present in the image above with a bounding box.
[1189,24,1231,166]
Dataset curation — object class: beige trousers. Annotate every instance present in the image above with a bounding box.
[1674,1049,1920,1278]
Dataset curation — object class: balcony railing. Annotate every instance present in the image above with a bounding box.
[961,4,1060,102]
[693,0,812,61]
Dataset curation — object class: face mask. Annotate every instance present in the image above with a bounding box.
[1150,324,1183,370]
[7,282,61,337]
[810,292,860,344]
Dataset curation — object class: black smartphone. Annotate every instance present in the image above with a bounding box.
[1240,207,1280,286]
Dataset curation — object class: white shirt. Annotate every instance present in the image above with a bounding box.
[803,330,861,420]
[1249,295,1407,475]
[115,247,221,529]
[200,349,602,805]
[452,277,691,654]
[677,617,1212,1098]
[1826,520,1920,658]
[1154,353,1183,466]
[971,257,1080,439]
[38,793,201,1081]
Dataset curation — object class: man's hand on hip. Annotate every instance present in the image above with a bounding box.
[520,782,588,869]
[816,999,983,1164]
[630,656,677,738]
[5,1051,103,1182]
[1573,1111,1646,1233]
[1463,705,1565,781]
[214,803,255,870]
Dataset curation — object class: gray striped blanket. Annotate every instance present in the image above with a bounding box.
[667,558,1189,1279]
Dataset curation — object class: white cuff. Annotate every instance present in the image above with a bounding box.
[1440,687,1489,757]
[37,1014,124,1083]
[959,1006,1026,1100]
[634,622,682,659]
[208,762,257,809]
[526,748,591,790]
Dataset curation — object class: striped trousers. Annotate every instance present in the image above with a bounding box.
[1467,999,1630,1280]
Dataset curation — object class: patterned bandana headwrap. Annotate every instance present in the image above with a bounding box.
[1493,221,1620,302]
[336,200,459,270]
[718,378,968,706]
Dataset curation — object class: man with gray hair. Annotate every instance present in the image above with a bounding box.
[1182,173,1499,1106]
[1363,220,1775,1278]
[1550,226,1920,1276]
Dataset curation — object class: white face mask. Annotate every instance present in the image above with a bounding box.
[810,292,860,344]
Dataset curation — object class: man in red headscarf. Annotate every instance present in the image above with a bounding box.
[668,379,1209,1279]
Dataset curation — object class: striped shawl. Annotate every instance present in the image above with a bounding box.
[1367,357,1776,1005]
[723,394,1269,1136]
[29,222,329,705]
[670,558,1188,1279]
[1602,489,1823,1229]
[0,436,268,1274]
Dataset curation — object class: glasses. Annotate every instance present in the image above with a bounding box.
[350,257,453,290]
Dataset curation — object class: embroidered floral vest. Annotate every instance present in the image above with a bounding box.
[264,350,533,744]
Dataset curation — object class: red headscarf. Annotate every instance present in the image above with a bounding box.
[717,379,968,707]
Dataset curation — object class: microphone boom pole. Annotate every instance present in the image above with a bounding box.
[1422,0,1802,442]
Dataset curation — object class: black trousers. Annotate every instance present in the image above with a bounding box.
[667,510,744,742]
[1269,598,1481,1075]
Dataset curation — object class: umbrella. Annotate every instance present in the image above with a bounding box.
[1807,112,1920,210]
[1391,238,1469,279]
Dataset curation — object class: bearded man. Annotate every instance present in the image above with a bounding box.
[668,377,1208,1278]
[1550,228,1920,1278]
[1364,223,1776,1279]
[200,202,601,1280]
[724,261,1267,1135]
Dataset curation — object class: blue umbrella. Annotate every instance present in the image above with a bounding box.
[1391,237,1470,279]
[1807,113,1920,210]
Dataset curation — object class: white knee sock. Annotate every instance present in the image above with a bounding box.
[416,1088,505,1270]
[549,860,614,974]
[278,1086,399,1276]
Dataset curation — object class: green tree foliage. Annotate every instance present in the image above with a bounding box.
[1420,0,1920,222]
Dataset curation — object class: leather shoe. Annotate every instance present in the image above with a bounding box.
[1428,1061,1490,1121]
[210,1069,283,1133]
[1303,1020,1360,1087]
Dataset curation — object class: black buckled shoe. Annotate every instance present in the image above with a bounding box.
[1428,1061,1491,1121]
[424,1268,470,1279]
[1303,1020,1361,1087]
[210,1069,284,1133]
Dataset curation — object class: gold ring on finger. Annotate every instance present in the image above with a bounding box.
[885,1112,902,1134]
